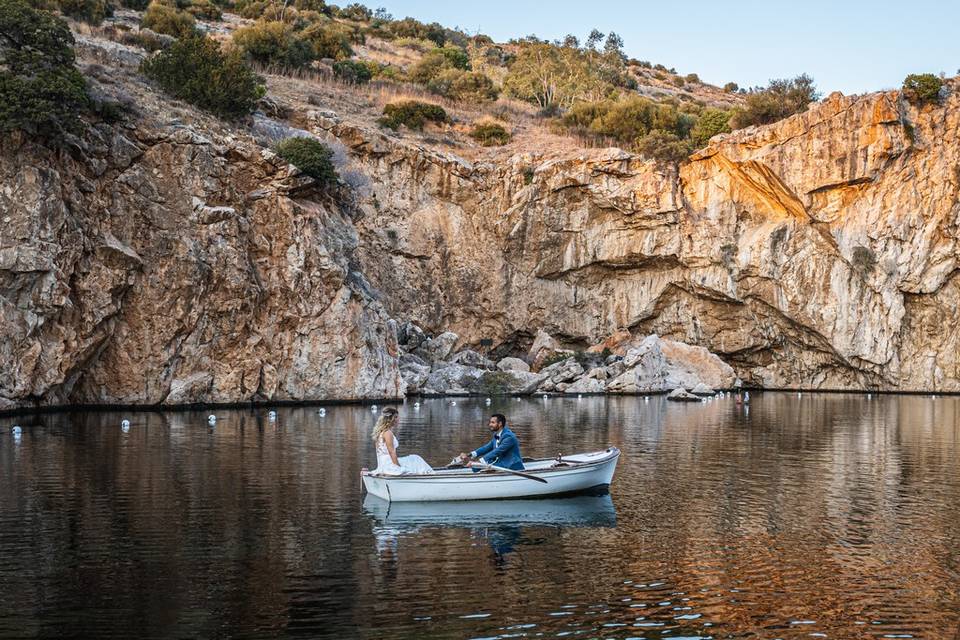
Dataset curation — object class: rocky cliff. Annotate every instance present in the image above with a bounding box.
[314,87,959,393]
[2,32,958,411]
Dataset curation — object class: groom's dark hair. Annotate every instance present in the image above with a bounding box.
[491,414,506,428]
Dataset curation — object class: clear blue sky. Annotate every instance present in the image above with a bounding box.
[378,0,959,95]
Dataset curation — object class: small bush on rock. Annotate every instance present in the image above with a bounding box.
[902,73,943,105]
[275,137,338,183]
[140,34,264,118]
[469,121,510,146]
[378,100,447,131]
[0,0,89,138]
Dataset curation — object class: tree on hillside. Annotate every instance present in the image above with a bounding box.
[503,41,609,111]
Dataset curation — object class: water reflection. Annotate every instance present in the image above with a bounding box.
[1,394,960,638]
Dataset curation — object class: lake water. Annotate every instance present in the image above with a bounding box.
[2,393,960,639]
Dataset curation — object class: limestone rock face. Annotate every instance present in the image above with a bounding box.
[0,121,403,411]
[321,86,960,392]
[496,357,530,373]
[6,50,960,410]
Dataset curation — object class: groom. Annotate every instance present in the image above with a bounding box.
[459,414,524,471]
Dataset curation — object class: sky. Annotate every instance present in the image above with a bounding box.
[377,0,959,95]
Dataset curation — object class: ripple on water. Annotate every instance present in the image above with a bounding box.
[1,395,960,638]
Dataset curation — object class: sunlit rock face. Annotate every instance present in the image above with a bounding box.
[0,123,403,411]
[3,76,959,411]
[325,87,960,392]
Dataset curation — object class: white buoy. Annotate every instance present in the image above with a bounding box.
[268,410,277,418]
[317,408,326,416]
[450,400,456,406]
[744,391,751,403]
[542,394,548,400]
[797,392,801,398]
[12,425,22,436]
[867,393,872,400]
[208,414,216,425]
[121,419,131,429]
[371,404,378,412]
[578,394,583,399]
[644,396,649,403]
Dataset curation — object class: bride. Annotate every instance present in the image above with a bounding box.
[372,407,434,475]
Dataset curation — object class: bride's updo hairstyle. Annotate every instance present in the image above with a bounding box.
[371,406,400,441]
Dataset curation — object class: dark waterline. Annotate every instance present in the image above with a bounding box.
[2,393,960,639]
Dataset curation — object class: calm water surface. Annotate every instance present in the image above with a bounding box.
[2,394,960,639]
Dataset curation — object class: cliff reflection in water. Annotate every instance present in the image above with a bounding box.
[1,394,960,639]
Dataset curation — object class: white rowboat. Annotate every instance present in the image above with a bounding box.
[363,494,617,528]
[361,447,620,502]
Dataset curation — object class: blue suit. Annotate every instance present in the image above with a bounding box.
[471,426,524,471]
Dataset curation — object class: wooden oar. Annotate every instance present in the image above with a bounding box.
[471,461,548,484]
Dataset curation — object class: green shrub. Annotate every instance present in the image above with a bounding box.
[469,121,510,146]
[58,0,112,24]
[300,20,353,59]
[425,68,497,102]
[337,2,370,21]
[394,36,434,52]
[140,35,264,118]
[332,59,372,83]
[902,73,943,105]
[233,20,314,69]
[730,74,819,128]
[562,96,695,147]
[292,0,329,13]
[387,16,447,46]
[723,81,739,92]
[448,70,497,102]
[120,0,150,8]
[185,0,220,20]
[275,137,338,183]
[119,28,166,51]
[141,1,196,38]
[0,0,89,138]
[378,100,447,130]
[671,75,685,87]
[234,0,267,18]
[684,73,700,84]
[408,45,469,83]
[689,108,732,148]
[635,130,692,163]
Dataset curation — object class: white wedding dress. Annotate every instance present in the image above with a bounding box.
[374,434,434,475]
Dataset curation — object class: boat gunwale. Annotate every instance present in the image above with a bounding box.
[362,447,620,481]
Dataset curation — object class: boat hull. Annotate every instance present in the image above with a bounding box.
[361,448,620,502]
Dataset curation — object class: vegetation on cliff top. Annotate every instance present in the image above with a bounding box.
[24,0,955,166]
[902,73,943,105]
[0,0,90,138]
[140,34,264,118]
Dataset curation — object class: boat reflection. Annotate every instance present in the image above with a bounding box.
[363,493,617,529]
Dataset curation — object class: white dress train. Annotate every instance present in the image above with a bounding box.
[374,434,434,475]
